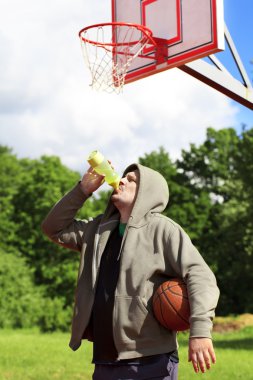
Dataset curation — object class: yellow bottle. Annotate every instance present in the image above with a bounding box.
[87,150,120,189]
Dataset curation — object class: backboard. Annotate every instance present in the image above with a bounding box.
[112,0,225,84]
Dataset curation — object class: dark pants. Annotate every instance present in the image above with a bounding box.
[92,354,178,380]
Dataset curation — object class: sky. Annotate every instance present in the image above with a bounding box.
[0,0,252,176]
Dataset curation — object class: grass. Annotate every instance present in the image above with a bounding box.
[0,326,253,380]
[0,329,93,380]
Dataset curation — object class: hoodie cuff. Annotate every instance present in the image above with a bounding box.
[63,182,92,209]
[189,319,213,339]
[77,181,93,198]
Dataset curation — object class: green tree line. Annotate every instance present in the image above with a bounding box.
[0,127,253,331]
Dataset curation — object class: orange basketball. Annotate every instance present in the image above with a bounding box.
[152,278,190,331]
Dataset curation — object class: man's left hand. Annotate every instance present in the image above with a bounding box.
[188,337,216,373]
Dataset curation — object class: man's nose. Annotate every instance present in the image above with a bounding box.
[120,177,127,185]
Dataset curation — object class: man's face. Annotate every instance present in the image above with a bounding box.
[111,170,139,212]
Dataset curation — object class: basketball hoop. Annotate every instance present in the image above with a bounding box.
[79,22,156,93]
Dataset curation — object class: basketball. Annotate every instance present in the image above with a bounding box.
[152,278,190,331]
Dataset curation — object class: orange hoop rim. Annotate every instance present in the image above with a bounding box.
[78,22,156,48]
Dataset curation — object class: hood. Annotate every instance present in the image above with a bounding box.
[101,163,169,225]
[123,163,169,224]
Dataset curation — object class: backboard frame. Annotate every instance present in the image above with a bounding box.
[179,24,253,110]
[112,0,225,84]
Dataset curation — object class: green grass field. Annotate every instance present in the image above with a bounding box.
[0,327,253,380]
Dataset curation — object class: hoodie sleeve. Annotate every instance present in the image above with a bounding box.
[41,183,95,252]
[167,224,220,339]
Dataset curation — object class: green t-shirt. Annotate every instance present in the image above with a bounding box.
[119,223,126,237]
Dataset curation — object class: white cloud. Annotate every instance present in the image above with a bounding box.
[0,0,240,176]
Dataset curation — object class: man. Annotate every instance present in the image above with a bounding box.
[42,163,219,380]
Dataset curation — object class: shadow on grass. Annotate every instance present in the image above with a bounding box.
[214,338,253,350]
[179,337,253,351]
[178,329,253,351]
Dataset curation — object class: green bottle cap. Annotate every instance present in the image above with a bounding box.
[87,150,104,167]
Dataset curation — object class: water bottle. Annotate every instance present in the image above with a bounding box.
[87,150,120,189]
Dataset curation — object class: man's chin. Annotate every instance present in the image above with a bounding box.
[111,193,119,203]
[111,191,123,206]
[111,187,122,198]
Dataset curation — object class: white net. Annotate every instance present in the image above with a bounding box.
[79,23,154,94]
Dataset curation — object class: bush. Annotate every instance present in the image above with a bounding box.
[39,297,72,332]
[0,249,73,331]
[0,249,43,328]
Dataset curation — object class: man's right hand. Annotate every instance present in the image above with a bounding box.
[80,167,105,196]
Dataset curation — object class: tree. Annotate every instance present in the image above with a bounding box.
[177,128,239,196]
[0,147,21,250]
[176,128,253,314]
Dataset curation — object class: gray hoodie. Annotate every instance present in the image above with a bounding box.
[41,163,219,359]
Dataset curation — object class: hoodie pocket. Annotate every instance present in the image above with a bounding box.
[113,295,163,347]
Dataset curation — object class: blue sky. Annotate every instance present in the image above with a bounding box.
[0,0,252,174]
[221,0,253,128]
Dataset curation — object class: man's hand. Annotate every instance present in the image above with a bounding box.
[80,167,105,196]
[188,337,216,373]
